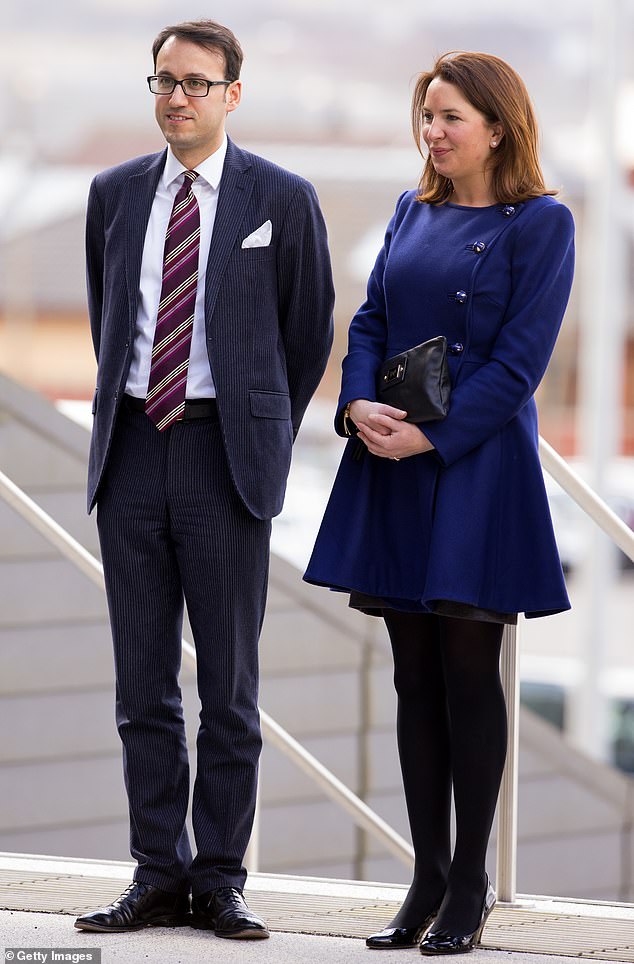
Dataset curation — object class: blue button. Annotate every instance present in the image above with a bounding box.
[450,290,468,304]
[448,342,464,354]
[466,241,487,254]
[501,205,515,217]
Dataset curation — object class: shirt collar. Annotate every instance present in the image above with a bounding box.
[162,135,228,191]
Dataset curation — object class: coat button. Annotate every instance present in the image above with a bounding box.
[449,290,468,304]
[466,241,487,253]
[501,204,516,216]
[448,342,464,355]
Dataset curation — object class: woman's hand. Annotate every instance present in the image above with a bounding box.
[349,399,434,460]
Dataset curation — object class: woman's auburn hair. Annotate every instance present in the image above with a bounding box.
[412,51,557,205]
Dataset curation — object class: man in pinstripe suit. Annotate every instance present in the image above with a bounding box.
[75,19,334,939]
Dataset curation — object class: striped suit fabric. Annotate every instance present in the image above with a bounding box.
[86,139,335,519]
[85,138,334,895]
[97,402,270,894]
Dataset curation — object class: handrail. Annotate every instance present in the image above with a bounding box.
[0,471,106,587]
[0,468,414,869]
[539,438,634,562]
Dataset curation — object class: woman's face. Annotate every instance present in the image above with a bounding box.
[421,77,502,193]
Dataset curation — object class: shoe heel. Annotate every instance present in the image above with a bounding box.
[473,895,496,946]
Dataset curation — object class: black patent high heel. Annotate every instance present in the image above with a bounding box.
[366,909,438,949]
[419,876,496,955]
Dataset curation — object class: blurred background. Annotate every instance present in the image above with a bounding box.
[2,0,634,904]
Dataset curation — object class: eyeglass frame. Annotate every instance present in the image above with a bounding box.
[147,75,233,97]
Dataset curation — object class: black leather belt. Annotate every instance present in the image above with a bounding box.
[124,394,218,420]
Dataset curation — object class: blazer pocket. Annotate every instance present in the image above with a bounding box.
[239,247,276,261]
[249,390,291,419]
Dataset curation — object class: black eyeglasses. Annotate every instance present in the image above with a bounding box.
[147,76,232,97]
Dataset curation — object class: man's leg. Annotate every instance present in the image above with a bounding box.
[166,414,270,896]
[96,403,193,892]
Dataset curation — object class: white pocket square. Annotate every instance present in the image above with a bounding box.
[241,220,272,248]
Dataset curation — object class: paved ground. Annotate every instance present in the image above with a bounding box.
[1,910,629,964]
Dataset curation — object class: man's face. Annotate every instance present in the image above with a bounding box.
[153,35,241,168]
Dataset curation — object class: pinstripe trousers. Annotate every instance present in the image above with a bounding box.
[96,401,271,895]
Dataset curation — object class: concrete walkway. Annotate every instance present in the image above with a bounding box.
[1,911,629,964]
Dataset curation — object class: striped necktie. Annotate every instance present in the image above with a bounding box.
[145,169,200,431]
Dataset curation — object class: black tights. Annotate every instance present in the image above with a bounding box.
[383,610,507,934]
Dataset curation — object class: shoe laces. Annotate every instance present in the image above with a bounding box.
[114,882,148,904]
[215,886,243,906]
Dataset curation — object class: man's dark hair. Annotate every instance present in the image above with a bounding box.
[152,19,243,81]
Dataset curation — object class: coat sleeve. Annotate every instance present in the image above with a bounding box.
[334,195,409,434]
[423,201,575,466]
[85,176,105,363]
[276,180,335,437]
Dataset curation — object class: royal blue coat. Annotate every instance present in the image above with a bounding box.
[304,192,575,618]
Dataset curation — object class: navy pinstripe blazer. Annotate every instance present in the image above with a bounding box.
[85,138,334,519]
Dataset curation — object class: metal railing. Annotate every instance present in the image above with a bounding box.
[496,438,634,902]
[538,438,634,561]
[2,434,634,902]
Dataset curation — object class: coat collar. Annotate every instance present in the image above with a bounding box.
[204,137,256,319]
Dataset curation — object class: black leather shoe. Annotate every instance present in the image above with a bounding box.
[74,882,190,932]
[191,886,270,939]
[419,877,496,955]
[366,910,438,949]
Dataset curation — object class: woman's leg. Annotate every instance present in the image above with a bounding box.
[434,616,507,934]
[383,610,452,927]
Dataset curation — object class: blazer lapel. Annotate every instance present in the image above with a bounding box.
[204,138,255,319]
[125,150,166,333]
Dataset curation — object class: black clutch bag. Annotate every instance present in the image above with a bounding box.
[377,335,451,422]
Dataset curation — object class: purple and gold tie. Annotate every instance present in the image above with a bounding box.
[145,170,200,431]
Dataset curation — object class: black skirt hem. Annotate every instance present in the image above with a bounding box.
[348,591,517,625]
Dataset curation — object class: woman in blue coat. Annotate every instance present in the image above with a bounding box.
[305,51,574,955]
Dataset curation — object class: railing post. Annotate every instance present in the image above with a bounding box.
[496,620,520,903]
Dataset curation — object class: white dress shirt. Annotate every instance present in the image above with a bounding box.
[125,137,227,399]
